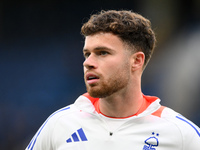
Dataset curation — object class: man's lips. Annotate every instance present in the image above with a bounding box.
[85,73,100,85]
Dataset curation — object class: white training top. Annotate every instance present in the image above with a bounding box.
[26,93,200,150]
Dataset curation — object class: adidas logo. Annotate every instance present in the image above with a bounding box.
[66,128,88,143]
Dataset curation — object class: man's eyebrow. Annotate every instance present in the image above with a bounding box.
[83,46,114,52]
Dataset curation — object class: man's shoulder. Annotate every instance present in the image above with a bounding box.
[47,94,94,123]
[45,104,78,123]
[160,107,198,127]
[160,107,200,139]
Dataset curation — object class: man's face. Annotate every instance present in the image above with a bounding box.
[83,32,132,98]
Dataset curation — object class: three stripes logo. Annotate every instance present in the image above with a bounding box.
[66,128,88,143]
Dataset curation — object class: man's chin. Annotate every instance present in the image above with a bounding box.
[87,89,111,98]
[87,90,100,98]
[87,88,103,98]
[86,84,111,98]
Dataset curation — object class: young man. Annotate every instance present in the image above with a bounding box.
[26,10,200,150]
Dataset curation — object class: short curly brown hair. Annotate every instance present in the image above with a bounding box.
[81,10,156,68]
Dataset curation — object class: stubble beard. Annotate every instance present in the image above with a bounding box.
[85,63,130,98]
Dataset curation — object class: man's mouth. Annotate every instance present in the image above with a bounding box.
[86,73,100,84]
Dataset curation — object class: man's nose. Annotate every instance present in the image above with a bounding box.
[83,54,97,69]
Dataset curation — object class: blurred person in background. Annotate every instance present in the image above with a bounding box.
[25,10,200,150]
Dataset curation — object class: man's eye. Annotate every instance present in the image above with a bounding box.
[100,51,108,55]
[84,53,90,58]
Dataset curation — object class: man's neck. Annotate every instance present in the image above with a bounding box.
[99,89,144,118]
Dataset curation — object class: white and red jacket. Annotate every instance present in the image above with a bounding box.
[26,93,200,150]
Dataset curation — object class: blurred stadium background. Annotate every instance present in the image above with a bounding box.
[0,0,200,149]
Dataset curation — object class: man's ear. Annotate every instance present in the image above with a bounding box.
[131,52,145,71]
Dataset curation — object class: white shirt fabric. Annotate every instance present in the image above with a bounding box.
[26,94,200,150]
[99,113,134,133]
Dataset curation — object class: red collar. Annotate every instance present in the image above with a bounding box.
[82,93,160,119]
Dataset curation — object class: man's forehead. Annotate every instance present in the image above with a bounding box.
[83,33,125,52]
